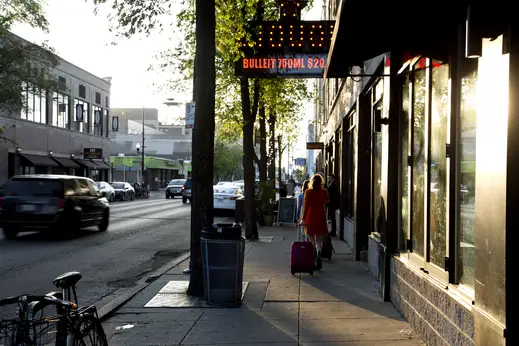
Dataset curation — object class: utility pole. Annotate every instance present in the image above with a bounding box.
[141,106,145,182]
[136,106,145,183]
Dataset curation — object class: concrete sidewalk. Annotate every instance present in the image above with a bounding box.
[102,227,425,345]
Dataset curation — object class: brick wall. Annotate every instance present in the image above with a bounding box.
[390,257,475,345]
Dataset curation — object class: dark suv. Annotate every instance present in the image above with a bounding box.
[0,175,110,239]
[182,178,192,204]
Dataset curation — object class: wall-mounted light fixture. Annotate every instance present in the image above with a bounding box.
[466,6,482,58]
[70,154,75,159]
[15,148,22,155]
[48,151,54,157]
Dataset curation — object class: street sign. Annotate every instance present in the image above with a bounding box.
[185,102,195,129]
[294,158,307,166]
[84,148,103,160]
[306,142,324,150]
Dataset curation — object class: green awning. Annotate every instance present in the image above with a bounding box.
[110,156,182,170]
[183,162,192,172]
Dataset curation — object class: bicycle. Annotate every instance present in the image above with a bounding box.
[0,271,108,346]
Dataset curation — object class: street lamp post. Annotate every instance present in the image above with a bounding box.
[136,106,145,182]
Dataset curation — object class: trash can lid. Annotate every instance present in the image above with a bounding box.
[202,224,242,240]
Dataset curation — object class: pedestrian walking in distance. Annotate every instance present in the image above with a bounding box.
[299,174,329,271]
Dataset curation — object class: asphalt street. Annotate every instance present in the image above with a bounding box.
[0,192,198,310]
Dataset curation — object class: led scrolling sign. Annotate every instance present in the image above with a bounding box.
[235,20,335,78]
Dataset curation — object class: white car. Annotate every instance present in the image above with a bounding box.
[216,181,233,186]
[233,180,244,188]
[213,185,244,210]
[96,181,115,202]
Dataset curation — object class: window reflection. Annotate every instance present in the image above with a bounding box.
[92,105,103,136]
[52,92,69,128]
[21,83,46,124]
[74,99,88,133]
[459,66,477,289]
[399,73,410,250]
[412,61,426,257]
[104,109,109,137]
[429,62,449,267]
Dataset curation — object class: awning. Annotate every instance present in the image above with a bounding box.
[52,157,80,169]
[21,154,59,167]
[74,159,98,169]
[92,160,111,169]
[325,0,486,78]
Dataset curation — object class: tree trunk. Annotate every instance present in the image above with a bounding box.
[268,110,276,185]
[241,77,259,240]
[187,0,216,297]
[278,135,283,184]
[258,106,268,182]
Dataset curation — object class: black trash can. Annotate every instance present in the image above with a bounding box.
[201,223,245,306]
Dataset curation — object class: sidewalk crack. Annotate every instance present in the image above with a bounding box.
[178,311,204,345]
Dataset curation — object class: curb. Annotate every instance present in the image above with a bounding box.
[97,252,190,321]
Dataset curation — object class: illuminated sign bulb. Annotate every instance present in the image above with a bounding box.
[259,38,262,41]
[319,44,322,47]
[271,44,275,47]
[321,37,324,40]
[319,25,322,28]
[300,31,303,34]
[300,25,303,28]
[278,44,281,47]
[321,31,324,34]
[279,26,282,29]
[272,25,275,28]
[310,37,313,40]
[312,44,315,47]
[298,43,302,46]
[291,43,294,46]
[270,38,273,41]
[312,25,315,28]
[290,25,293,28]
[310,31,313,34]
[259,44,262,47]
[290,31,293,34]
[270,31,273,34]
[281,38,284,41]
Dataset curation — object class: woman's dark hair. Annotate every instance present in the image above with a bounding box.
[310,174,324,190]
[302,180,310,193]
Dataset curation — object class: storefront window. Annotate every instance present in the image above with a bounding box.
[429,61,449,267]
[52,92,69,128]
[104,109,109,137]
[92,106,103,136]
[345,113,356,218]
[90,169,100,181]
[74,99,89,133]
[411,59,426,257]
[399,73,410,250]
[459,65,478,289]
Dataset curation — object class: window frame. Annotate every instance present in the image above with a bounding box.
[403,57,449,283]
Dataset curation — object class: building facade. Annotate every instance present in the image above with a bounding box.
[0,35,112,185]
[108,112,191,188]
[316,1,514,345]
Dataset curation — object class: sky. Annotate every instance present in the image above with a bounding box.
[12,0,324,159]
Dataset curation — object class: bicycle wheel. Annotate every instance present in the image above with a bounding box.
[69,314,108,346]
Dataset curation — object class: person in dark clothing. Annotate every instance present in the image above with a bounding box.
[327,173,340,237]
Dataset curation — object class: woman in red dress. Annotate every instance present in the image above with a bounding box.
[299,174,329,270]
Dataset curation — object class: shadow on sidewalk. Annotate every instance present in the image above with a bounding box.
[102,226,424,345]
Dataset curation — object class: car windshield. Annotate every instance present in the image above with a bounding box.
[0,179,63,197]
[111,183,125,189]
[169,179,186,185]
[214,187,236,195]
[184,179,192,188]
[96,182,105,189]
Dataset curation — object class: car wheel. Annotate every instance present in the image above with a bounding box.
[98,210,109,232]
[182,197,187,204]
[3,227,18,240]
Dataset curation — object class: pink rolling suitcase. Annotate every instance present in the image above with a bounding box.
[290,226,314,276]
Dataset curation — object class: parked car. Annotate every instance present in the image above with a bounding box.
[0,175,110,239]
[182,178,192,204]
[96,181,115,202]
[110,182,135,201]
[213,185,244,210]
[166,179,187,199]
[216,181,233,186]
[233,180,244,188]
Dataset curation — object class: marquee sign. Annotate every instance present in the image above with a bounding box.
[235,20,334,78]
[236,53,327,77]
